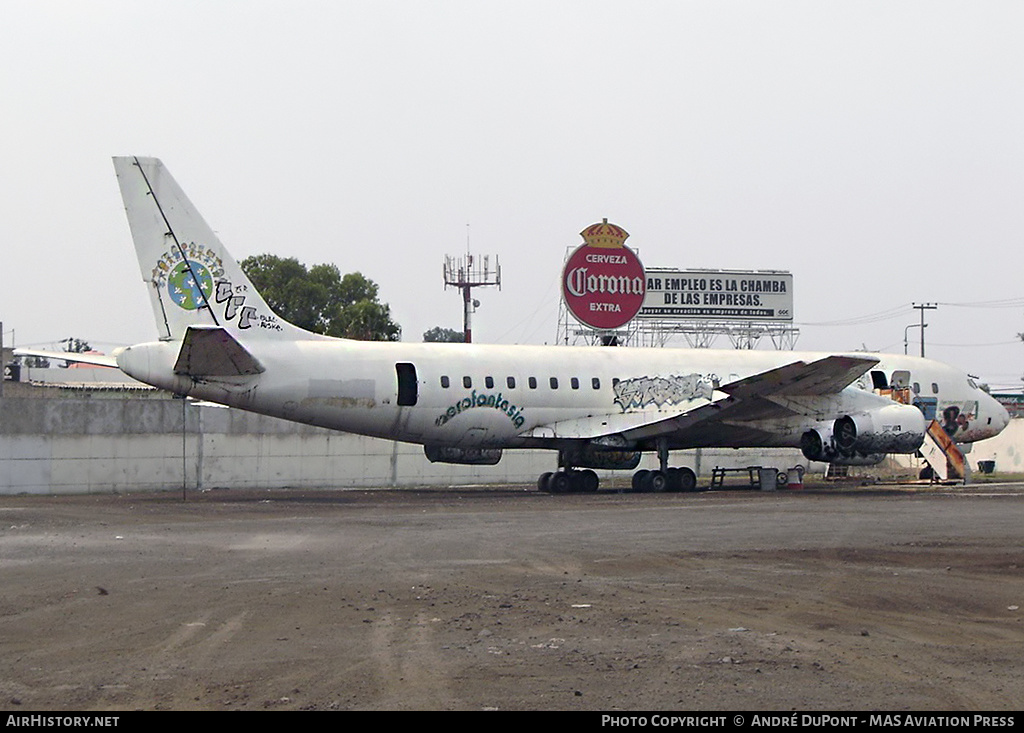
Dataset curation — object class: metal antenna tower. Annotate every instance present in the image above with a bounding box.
[443,227,501,343]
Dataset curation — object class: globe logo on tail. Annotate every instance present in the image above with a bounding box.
[167,260,214,310]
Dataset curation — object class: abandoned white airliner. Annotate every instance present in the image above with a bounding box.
[36,157,1012,492]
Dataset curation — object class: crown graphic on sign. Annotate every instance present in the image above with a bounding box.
[580,218,629,249]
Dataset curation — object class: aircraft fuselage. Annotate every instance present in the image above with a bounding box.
[117,338,1009,453]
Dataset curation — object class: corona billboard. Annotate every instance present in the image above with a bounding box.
[561,220,646,330]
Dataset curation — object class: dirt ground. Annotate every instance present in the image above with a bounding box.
[1,481,1022,711]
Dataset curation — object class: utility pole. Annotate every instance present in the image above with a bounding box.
[912,303,937,357]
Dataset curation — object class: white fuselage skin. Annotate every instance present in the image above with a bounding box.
[116,338,1010,454]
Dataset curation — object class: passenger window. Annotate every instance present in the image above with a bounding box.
[529,377,537,389]
[912,382,920,394]
[931,382,939,394]
[571,377,580,390]
[463,376,472,388]
[549,377,559,389]
[592,377,601,390]
[507,376,516,389]
[440,376,450,389]
[485,376,494,389]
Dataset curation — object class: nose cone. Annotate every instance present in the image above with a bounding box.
[992,397,1011,436]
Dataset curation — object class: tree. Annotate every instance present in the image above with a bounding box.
[61,338,92,353]
[58,337,92,368]
[240,255,401,341]
[423,326,465,343]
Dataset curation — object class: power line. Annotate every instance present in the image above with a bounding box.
[937,298,1024,309]
[796,303,911,327]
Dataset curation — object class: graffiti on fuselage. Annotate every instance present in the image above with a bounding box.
[941,403,977,437]
[613,373,716,412]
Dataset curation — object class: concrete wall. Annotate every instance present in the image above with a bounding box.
[0,387,816,495]
[0,392,562,494]
[4,385,1018,495]
[964,415,1024,473]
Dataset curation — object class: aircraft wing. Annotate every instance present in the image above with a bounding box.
[526,355,880,445]
[173,326,265,377]
[720,355,880,399]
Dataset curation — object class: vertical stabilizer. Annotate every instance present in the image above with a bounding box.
[113,156,307,341]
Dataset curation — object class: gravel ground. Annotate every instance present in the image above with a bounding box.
[1,483,1022,711]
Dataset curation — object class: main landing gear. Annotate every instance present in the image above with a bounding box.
[536,439,702,494]
[630,466,698,492]
[537,469,599,493]
[536,466,700,493]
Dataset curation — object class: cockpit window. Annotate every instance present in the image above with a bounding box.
[967,378,978,390]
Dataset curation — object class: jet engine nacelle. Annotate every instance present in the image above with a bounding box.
[801,403,925,463]
[800,425,839,463]
[832,404,926,456]
[424,445,503,465]
[564,445,642,470]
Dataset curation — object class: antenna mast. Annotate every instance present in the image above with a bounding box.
[443,226,501,343]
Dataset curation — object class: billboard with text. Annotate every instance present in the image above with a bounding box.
[638,269,793,322]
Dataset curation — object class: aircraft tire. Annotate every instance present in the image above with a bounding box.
[677,467,698,492]
[632,470,650,492]
[550,471,572,493]
[665,467,681,492]
[538,472,554,492]
[578,469,599,493]
[648,470,668,493]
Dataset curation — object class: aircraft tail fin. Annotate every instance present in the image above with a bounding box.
[113,156,308,342]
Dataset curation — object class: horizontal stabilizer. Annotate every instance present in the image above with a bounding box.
[12,348,119,368]
[173,326,264,377]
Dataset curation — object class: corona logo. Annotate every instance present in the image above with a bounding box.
[561,219,646,330]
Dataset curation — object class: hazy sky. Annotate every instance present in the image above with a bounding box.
[3,1,1023,389]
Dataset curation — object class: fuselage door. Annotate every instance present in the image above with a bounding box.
[890,370,910,389]
[871,370,889,390]
[914,396,938,421]
[396,362,418,407]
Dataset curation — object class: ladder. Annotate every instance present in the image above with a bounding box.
[919,419,968,483]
